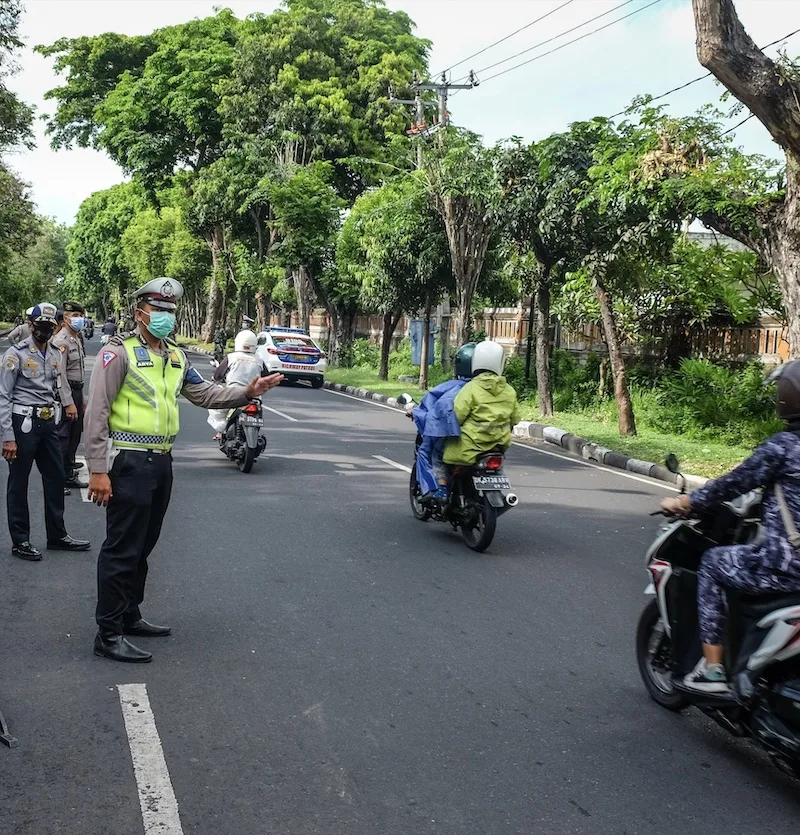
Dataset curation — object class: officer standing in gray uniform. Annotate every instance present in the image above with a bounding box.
[0,303,90,561]
[52,301,88,488]
[5,308,34,345]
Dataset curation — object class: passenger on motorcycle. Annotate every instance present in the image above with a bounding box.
[207,330,269,437]
[442,341,521,481]
[411,343,476,500]
[661,360,800,694]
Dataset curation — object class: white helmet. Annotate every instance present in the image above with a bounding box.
[234,330,258,354]
[471,340,506,376]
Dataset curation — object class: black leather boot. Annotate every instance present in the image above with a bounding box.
[94,632,152,663]
[12,542,42,561]
[123,619,172,637]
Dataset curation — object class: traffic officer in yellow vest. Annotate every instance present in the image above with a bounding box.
[84,278,283,663]
[0,303,90,560]
[52,301,88,488]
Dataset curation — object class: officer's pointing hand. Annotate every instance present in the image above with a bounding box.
[2,441,17,462]
[88,473,113,507]
[245,373,285,398]
[65,404,78,421]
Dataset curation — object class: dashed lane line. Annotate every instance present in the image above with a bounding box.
[372,454,412,474]
[262,404,299,422]
[118,683,185,835]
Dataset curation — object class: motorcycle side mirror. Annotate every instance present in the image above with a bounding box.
[397,393,415,408]
[257,336,267,346]
[664,452,687,494]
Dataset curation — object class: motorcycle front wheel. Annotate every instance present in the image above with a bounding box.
[238,432,257,473]
[460,497,497,552]
[635,600,689,711]
[409,465,431,521]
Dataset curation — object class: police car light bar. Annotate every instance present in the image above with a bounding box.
[264,326,309,335]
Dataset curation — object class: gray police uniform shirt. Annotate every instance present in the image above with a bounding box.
[0,337,74,443]
[51,328,86,382]
[6,322,31,345]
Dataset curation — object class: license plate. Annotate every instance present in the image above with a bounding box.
[240,416,263,426]
[473,475,510,490]
[291,354,305,361]
[283,364,308,371]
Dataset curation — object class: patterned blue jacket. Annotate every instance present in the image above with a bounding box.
[691,431,800,573]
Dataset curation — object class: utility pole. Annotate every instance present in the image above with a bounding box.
[412,70,478,130]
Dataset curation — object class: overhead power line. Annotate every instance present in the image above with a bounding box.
[610,26,800,118]
[435,0,576,78]
[455,0,643,84]
[478,0,663,85]
[720,112,756,136]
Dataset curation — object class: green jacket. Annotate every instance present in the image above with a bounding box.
[443,372,521,465]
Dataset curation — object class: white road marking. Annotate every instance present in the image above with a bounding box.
[118,683,184,835]
[372,454,412,474]
[322,387,404,413]
[262,405,299,422]
[73,454,91,502]
[326,386,679,492]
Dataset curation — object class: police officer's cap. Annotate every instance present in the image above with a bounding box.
[133,277,184,311]
[63,300,85,314]
[25,306,35,318]
[30,303,58,325]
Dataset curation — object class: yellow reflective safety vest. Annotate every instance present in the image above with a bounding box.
[108,337,186,452]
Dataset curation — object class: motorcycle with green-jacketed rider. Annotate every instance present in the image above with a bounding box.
[637,454,800,779]
[398,341,519,553]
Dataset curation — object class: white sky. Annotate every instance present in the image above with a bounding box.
[6,0,799,224]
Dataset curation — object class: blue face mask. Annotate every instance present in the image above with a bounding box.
[143,310,175,339]
[69,316,85,331]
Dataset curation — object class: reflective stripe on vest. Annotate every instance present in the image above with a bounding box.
[108,339,186,452]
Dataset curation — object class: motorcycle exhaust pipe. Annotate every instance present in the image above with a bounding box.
[505,492,519,507]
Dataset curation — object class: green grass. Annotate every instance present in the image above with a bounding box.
[176,335,218,354]
[326,366,430,400]
[327,365,750,479]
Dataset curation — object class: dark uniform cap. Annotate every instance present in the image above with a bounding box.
[133,277,184,311]
[30,302,58,325]
[63,300,85,314]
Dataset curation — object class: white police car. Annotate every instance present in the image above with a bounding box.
[256,327,327,388]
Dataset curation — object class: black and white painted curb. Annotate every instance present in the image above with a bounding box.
[323,380,708,490]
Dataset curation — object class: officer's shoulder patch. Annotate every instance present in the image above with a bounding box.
[4,354,19,370]
[102,350,116,368]
[184,365,204,385]
[58,343,67,353]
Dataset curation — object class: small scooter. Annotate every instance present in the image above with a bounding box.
[636,454,800,779]
[218,400,267,473]
[398,394,518,552]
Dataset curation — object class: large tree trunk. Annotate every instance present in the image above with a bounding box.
[692,0,800,354]
[255,290,270,329]
[595,279,636,436]
[379,310,402,380]
[200,224,227,343]
[535,281,553,417]
[419,294,432,390]
[330,304,357,368]
[292,265,315,334]
[435,196,493,345]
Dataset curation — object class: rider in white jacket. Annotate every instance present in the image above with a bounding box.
[208,330,268,436]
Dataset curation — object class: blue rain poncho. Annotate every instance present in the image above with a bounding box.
[412,378,468,495]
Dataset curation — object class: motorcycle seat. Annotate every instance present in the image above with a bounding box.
[728,590,800,618]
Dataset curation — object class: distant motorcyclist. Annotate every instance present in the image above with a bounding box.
[443,341,520,477]
[411,343,476,500]
[100,316,117,345]
[207,330,269,438]
[662,360,800,694]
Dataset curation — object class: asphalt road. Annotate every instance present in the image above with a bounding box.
[1,336,799,835]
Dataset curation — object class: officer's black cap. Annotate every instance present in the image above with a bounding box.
[63,300,85,314]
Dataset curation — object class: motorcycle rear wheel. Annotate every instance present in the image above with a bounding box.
[409,466,431,521]
[460,498,497,552]
[238,442,256,473]
[636,600,689,711]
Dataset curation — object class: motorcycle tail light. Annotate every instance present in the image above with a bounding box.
[243,403,259,415]
[485,455,503,471]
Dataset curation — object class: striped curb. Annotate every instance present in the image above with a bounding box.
[323,380,708,490]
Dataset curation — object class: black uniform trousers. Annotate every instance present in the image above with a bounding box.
[6,413,67,545]
[56,382,84,477]
[96,450,173,635]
